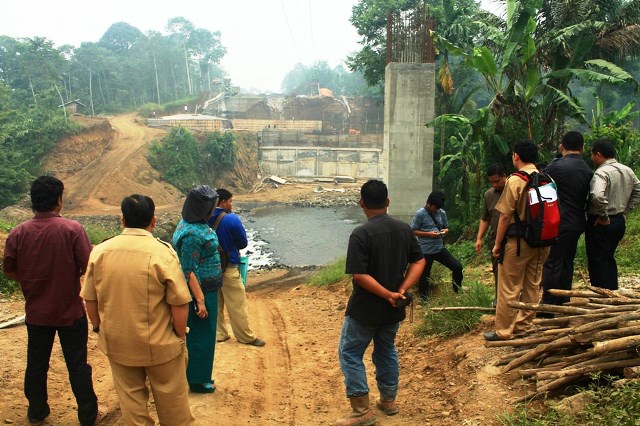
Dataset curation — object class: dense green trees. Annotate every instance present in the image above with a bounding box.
[0,17,227,115]
[148,128,237,193]
[0,81,75,207]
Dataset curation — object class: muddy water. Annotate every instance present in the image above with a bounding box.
[238,205,364,268]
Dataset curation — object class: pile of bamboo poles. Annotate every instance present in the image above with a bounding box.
[487,286,640,402]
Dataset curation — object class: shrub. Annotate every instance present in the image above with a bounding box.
[0,273,19,295]
[148,128,238,193]
[148,127,201,192]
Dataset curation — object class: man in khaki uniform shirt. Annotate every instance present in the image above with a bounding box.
[484,140,550,341]
[81,195,195,426]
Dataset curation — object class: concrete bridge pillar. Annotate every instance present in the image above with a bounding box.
[383,63,435,221]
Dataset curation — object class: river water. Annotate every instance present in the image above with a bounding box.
[237,205,365,268]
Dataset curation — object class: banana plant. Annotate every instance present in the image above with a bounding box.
[429,0,638,160]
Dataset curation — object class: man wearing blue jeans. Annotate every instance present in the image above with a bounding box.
[335,180,425,426]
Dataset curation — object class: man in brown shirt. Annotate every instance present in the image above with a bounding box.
[475,163,507,307]
[2,175,100,426]
[484,141,550,341]
[81,194,195,425]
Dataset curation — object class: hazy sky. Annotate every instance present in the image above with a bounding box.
[1,0,501,93]
[1,0,362,92]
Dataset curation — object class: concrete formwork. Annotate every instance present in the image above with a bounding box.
[259,146,383,179]
[383,63,435,221]
[232,119,322,132]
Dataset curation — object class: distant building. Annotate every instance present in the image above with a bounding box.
[58,99,87,114]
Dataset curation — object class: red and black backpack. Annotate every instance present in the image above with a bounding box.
[509,170,560,253]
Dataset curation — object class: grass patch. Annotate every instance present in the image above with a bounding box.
[308,256,347,287]
[500,377,640,426]
[84,222,120,245]
[416,279,493,338]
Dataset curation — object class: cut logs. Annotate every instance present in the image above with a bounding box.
[486,287,640,402]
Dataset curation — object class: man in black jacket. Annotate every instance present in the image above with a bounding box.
[540,131,593,305]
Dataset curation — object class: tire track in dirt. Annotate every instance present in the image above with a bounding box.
[62,113,183,215]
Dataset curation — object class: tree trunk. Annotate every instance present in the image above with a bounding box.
[89,68,95,116]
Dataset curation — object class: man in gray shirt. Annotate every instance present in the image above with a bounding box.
[586,139,640,290]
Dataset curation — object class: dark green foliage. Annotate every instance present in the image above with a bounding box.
[148,127,201,193]
[203,131,236,171]
[148,127,237,193]
[0,104,75,207]
[0,274,19,295]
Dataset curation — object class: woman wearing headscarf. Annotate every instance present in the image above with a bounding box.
[173,185,222,393]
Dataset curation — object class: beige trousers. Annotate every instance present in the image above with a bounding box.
[108,346,195,426]
[495,237,550,339]
[217,266,256,343]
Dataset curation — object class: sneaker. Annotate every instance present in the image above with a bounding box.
[246,337,266,347]
[216,336,230,342]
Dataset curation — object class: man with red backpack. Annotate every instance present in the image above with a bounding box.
[484,140,551,341]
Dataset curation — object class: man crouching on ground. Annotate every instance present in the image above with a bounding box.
[81,195,196,425]
[335,180,425,426]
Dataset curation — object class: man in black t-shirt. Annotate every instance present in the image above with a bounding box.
[541,131,593,305]
[334,180,425,426]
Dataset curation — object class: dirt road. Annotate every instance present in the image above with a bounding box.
[1,269,511,426]
[0,114,515,425]
[55,113,183,215]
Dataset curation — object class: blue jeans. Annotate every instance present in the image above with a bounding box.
[338,315,400,399]
[25,315,98,425]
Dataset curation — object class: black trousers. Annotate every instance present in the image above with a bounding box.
[418,248,463,299]
[541,228,582,305]
[585,214,626,290]
[25,314,98,425]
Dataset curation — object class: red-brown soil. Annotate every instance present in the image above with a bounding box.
[0,114,519,425]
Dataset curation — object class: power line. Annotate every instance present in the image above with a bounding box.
[308,0,316,62]
[280,0,302,64]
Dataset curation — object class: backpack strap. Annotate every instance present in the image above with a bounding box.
[211,211,227,231]
[509,171,531,257]
[211,211,230,270]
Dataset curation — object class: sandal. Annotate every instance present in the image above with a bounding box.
[189,382,216,393]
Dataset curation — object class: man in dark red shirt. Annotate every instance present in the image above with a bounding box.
[3,176,101,426]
